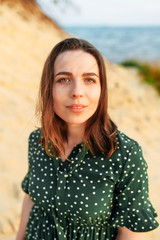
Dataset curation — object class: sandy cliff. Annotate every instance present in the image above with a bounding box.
[0,0,159,239]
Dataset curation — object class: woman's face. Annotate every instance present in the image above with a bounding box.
[53,50,101,128]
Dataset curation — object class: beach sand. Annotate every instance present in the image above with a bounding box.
[0,0,159,239]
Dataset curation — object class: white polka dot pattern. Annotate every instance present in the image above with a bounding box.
[21,129,159,240]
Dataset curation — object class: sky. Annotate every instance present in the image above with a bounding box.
[37,0,160,26]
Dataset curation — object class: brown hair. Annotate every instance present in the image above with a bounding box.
[36,38,117,159]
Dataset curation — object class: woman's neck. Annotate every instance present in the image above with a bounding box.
[66,123,85,148]
[60,123,85,161]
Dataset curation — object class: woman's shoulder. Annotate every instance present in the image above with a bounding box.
[114,130,147,167]
[116,129,140,150]
[28,128,41,144]
[114,130,145,162]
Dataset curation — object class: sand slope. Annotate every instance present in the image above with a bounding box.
[0,0,159,239]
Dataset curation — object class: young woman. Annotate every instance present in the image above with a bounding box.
[16,38,158,240]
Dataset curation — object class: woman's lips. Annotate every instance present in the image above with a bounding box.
[66,104,87,112]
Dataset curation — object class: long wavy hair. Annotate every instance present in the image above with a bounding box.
[36,38,117,159]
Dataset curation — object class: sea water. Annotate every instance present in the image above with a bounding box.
[63,26,160,64]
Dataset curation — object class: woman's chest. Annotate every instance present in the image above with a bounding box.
[28,155,120,222]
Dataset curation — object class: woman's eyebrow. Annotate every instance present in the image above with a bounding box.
[55,71,72,77]
[82,72,99,78]
[55,71,99,77]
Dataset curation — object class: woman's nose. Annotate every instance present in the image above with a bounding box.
[71,81,84,98]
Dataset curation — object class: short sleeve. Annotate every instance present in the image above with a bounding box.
[110,142,159,232]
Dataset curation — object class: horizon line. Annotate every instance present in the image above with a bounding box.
[62,24,160,28]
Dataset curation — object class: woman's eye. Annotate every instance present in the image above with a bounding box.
[85,78,96,83]
[57,78,70,83]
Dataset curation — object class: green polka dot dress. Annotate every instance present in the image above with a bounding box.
[22,129,159,240]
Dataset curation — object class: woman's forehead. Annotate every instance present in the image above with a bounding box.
[54,50,99,74]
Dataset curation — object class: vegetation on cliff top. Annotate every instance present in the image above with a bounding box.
[121,60,160,95]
